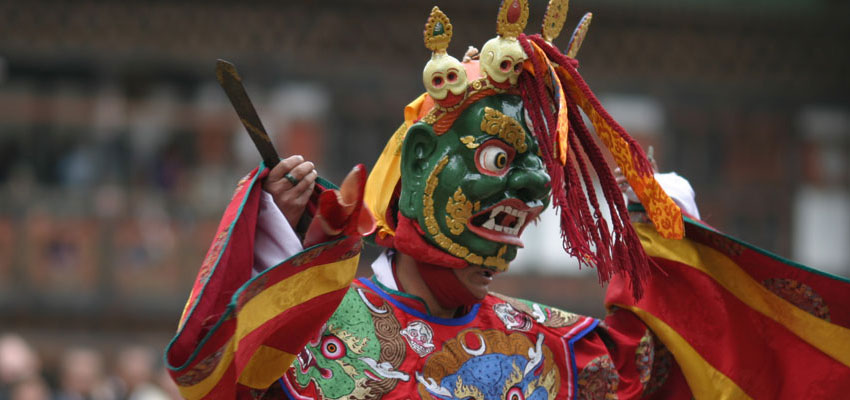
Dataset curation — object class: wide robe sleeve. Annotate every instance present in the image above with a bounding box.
[572,306,692,399]
[164,166,364,400]
[603,216,850,399]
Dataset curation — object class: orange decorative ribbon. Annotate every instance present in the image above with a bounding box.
[557,63,684,239]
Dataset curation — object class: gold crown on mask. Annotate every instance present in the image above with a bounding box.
[420,0,592,133]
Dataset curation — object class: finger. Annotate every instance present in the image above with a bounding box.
[268,155,304,182]
[266,161,314,196]
[295,176,316,204]
[263,177,289,197]
[288,161,315,183]
[265,167,302,195]
[280,169,316,200]
[293,169,318,193]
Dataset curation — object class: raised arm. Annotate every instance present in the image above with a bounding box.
[253,156,317,274]
[165,160,373,399]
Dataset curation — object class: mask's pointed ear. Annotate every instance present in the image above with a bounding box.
[399,123,437,215]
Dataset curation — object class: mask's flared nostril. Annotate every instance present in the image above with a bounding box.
[508,169,551,203]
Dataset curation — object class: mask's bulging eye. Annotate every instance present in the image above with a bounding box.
[321,336,346,360]
[476,140,515,176]
[506,387,525,400]
[480,146,507,171]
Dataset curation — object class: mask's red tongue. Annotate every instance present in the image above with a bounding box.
[416,261,481,310]
[500,214,517,227]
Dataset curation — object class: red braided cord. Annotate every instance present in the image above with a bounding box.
[517,34,650,299]
[519,35,599,269]
[566,91,650,297]
[567,129,611,272]
[529,35,654,178]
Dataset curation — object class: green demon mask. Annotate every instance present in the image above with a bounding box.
[363,2,679,297]
[398,94,551,271]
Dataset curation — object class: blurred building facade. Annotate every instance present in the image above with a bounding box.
[0,0,848,376]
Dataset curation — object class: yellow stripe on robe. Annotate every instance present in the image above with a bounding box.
[177,338,235,400]
[178,256,359,398]
[618,305,753,400]
[235,256,359,388]
[238,345,296,389]
[634,223,850,368]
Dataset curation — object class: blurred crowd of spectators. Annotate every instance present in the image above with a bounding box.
[0,79,337,305]
[0,334,180,400]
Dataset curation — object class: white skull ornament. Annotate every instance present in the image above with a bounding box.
[480,36,526,87]
[423,53,468,102]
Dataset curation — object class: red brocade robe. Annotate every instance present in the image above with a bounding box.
[165,167,850,399]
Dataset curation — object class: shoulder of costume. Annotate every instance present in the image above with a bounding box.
[487,291,582,316]
[487,292,597,332]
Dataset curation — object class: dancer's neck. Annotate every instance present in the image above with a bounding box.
[395,253,458,318]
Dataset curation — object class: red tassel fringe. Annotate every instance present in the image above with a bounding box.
[528,35,655,179]
[518,34,651,299]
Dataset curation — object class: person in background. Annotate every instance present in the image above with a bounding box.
[9,377,50,400]
[111,346,168,400]
[54,348,112,400]
[0,334,42,400]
